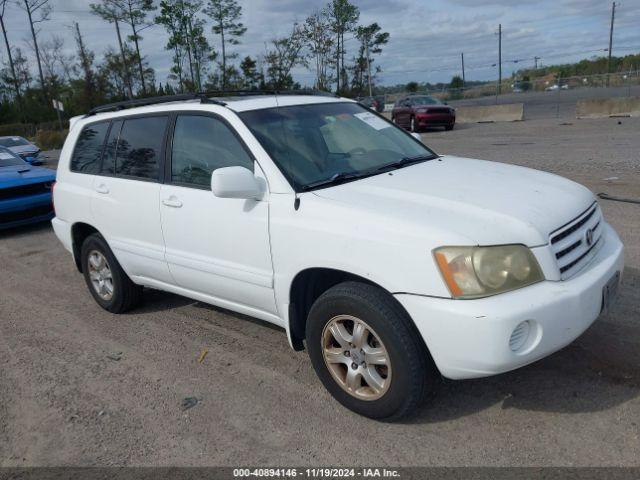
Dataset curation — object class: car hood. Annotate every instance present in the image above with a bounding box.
[0,165,56,188]
[8,144,39,155]
[311,155,595,247]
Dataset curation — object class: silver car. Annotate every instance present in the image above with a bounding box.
[0,136,43,165]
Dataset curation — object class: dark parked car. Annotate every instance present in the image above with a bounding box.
[0,145,56,230]
[391,95,455,132]
[0,135,44,165]
[357,95,385,113]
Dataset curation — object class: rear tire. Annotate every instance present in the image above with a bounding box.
[306,281,439,420]
[80,233,142,313]
[445,124,454,131]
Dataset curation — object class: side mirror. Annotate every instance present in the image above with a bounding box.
[411,132,422,141]
[211,166,263,200]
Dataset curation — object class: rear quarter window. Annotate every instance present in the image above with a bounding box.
[70,122,110,174]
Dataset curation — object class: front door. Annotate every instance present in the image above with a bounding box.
[159,112,276,316]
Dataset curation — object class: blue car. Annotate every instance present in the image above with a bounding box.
[0,146,56,230]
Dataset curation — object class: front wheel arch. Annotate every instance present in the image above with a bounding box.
[287,269,432,359]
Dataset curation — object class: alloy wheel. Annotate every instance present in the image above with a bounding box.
[321,315,392,401]
[87,250,114,301]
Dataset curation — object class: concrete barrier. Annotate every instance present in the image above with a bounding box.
[576,96,640,119]
[381,103,524,123]
[455,103,524,123]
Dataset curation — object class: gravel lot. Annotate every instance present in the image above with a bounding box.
[1,116,639,467]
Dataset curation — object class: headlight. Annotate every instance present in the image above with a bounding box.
[433,245,544,299]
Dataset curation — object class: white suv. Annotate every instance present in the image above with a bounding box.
[53,92,624,420]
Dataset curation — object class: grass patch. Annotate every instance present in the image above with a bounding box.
[32,129,68,150]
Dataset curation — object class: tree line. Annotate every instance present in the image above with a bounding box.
[0,0,390,125]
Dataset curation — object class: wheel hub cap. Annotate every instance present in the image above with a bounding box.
[350,348,364,365]
[88,251,114,301]
[321,315,392,401]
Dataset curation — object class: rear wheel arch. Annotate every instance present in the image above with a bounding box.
[71,222,101,272]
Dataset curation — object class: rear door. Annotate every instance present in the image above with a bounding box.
[159,112,276,316]
[90,115,173,284]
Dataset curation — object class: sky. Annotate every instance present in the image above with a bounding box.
[1,0,639,88]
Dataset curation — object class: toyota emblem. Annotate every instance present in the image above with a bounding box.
[585,228,594,247]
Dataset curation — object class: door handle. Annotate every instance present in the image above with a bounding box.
[162,196,183,208]
[95,183,109,194]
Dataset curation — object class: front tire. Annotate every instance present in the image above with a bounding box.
[410,116,418,132]
[306,282,439,420]
[80,233,142,313]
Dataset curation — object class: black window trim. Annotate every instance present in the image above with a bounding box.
[98,119,123,177]
[164,110,257,191]
[69,119,111,175]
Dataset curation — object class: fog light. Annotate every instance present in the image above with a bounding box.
[509,321,531,352]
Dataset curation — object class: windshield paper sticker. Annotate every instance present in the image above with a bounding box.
[354,112,390,130]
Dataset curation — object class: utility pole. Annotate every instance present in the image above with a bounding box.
[534,56,540,69]
[365,34,373,97]
[607,1,616,87]
[497,23,502,95]
[461,52,465,88]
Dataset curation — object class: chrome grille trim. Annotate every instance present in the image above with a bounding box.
[550,202,603,280]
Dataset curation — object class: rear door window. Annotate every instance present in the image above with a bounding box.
[115,116,168,180]
[70,122,109,174]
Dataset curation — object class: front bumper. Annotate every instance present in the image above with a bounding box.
[416,113,455,126]
[0,193,53,230]
[395,222,624,380]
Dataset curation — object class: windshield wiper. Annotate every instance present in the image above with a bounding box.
[376,154,438,172]
[301,171,372,191]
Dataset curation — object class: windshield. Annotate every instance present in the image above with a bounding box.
[240,102,437,191]
[0,136,30,148]
[408,96,441,106]
[0,148,26,167]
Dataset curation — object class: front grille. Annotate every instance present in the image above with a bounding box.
[0,204,53,225]
[0,182,52,201]
[550,202,603,279]
[18,151,39,159]
[427,108,451,114]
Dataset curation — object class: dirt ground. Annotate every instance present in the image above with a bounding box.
[1,116,639,467]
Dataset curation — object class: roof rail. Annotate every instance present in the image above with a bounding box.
[84,89,338,118]
[204,89,338,98]
[84,93,227,117]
